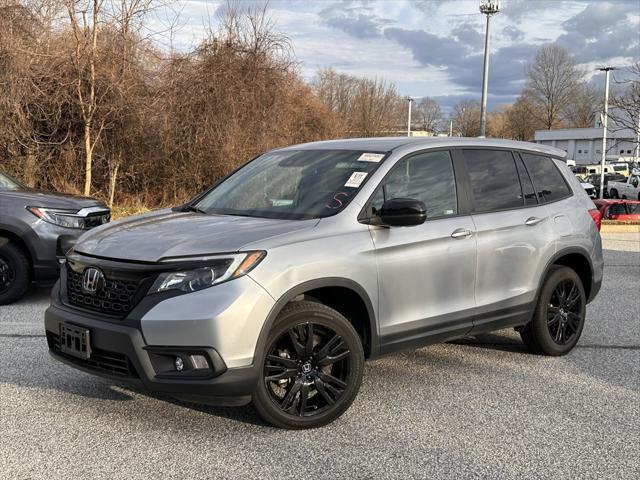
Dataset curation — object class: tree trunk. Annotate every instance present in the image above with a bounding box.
[83,123,92,195]
[108,158,120,207]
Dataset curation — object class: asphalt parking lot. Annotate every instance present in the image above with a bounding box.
[1,241,638,479]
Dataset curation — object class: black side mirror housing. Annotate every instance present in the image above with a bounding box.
[379,198,427,227]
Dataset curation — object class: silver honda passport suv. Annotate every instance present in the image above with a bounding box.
[45,138,603,429]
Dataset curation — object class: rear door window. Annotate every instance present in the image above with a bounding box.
[462,149,523,212]
[521,153,572,203]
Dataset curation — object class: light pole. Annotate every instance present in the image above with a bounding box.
[406,97,414,137]
[479,0,500,138]
[598,66,617,199]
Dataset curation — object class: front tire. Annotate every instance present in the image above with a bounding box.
[0,240,30,305]
[521,266,586,356]
[252,301,364,429]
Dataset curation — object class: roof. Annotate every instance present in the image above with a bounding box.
[277,136,567,158]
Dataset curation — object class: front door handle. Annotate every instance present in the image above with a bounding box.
[525,217,544,226]
[451,228,472,239]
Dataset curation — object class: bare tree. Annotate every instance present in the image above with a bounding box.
[563,83,600,128]
[414,97,442,133]
[504,91,546,141]
[526,44,584,129]
[450,99,481,137]
[67,0,105,196]
[313,67,404,137]
[609,62,640,150]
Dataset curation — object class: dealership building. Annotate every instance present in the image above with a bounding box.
[534,110,639,164]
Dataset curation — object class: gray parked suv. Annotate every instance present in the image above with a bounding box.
[0,172,110,304]
[45,138,603,429]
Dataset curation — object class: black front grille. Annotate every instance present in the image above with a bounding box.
[66,267,141,318]
[48,332,137,378]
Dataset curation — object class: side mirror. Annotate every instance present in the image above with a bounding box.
[379,198,427,227]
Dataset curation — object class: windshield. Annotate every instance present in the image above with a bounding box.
[194,149,387,220]
[0,172,24,191]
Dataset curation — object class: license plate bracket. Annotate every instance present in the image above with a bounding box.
[59,323,92,360]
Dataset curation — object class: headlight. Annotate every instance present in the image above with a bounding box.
[27,206,85,229]
[149,251,266,294]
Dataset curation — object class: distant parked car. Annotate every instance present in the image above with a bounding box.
[0,172,110,304]
[608,171,640,200]
[593,199,640,221]
[584,173,627,198]
[579,180,596,198]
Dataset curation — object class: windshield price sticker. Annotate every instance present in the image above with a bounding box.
[345,172,368,188]
[358,152,385,163]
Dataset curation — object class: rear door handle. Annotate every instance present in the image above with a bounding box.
[525,217,544,226]
[451,228,472,239]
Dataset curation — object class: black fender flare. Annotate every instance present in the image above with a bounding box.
[253,277,379,364]
[536,246,597,305]
[0,221,38,264]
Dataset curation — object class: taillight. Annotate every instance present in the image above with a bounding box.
[588,208,601,231]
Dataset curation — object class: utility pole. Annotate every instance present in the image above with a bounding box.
[598,66,617,199]
[634,112,640,168]
[479,0,500,138]
[406,97,413,137]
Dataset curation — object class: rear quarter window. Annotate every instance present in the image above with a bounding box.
[521,153,572,203]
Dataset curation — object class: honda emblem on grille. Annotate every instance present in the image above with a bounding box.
[81,267,104,295]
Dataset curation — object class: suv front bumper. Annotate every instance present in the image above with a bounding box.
[45,304,258,406]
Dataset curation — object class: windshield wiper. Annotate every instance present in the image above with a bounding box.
[181,204,207,214]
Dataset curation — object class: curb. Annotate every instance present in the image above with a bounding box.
[601,224,640,233]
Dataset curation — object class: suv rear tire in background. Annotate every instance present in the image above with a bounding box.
[521,266,586,356]
[252,301,365,429]
[0,240,30,305]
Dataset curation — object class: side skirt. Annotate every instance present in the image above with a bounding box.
[376,300,535,357]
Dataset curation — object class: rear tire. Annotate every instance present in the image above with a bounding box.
[0,240,30,305]
[521,266,586,356]
[609,189,619,199]
[252,300,364,429]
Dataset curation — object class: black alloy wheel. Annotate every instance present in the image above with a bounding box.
[265,322,351,416]
[546,279,584,346]
[520,266,586,356]
[252,301,364,429]
[0,256,14,294]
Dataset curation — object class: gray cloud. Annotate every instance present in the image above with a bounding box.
[502,25,524,41]
[324,13,387,38]
[452,22,484,47]
[384,25,534,106]
[556,2,640,63]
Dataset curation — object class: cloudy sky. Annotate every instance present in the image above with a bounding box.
[165,0,640,110]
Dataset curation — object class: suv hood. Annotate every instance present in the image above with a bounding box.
[1,189,105,209]
[74,209,319,262]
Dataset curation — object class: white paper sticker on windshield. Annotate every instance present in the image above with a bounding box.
[344,172,368,188]
[358,152,385,163]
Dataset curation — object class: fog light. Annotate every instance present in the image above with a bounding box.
[174,356,184,371]
[190,354,209,370]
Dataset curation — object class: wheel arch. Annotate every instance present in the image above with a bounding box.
[542,247,595,303]
[254,278,379,362]
[0,226,34,278]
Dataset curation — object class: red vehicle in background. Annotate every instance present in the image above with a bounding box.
[593,199,640,221]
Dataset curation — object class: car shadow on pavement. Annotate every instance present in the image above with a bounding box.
[447,332,530,353]
[113,382,269,427]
